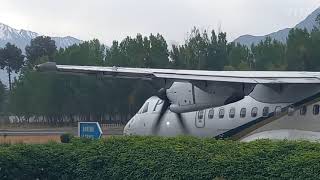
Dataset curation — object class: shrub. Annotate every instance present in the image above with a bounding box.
[0,136,320,179]
[60,133,74,143]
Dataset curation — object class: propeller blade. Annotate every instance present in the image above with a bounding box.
[176,113,189,134]
[152,99,170,134]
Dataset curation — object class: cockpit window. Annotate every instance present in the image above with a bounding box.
[153,100,163,112]
[141,102,149,114]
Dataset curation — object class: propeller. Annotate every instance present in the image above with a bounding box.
[152,87,189,135]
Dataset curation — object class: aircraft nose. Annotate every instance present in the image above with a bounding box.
[123,118,133,135]
[123,123,130,135]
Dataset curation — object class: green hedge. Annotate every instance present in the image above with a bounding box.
[1,136,320,179]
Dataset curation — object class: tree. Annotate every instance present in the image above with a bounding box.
[170,45,187,68]
[56,39,105,66]
[0,81,7,113]
[185,28,209,69]
[306,27,320,71]
[147,34,169,68]
[286,29,310,70]
[251,37,286,70]
[170,28,228,71]
[105,41,129,66]
[227,42,252,70]
[0,43,24,90]
[25,36,57,66]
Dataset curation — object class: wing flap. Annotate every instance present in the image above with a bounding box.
[153,73,258,83]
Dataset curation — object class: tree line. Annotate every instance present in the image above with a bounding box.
[0,15,320,124]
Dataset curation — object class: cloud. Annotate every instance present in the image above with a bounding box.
[0,0,319,44]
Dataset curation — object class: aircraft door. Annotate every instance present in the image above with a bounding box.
[195,110,206,128]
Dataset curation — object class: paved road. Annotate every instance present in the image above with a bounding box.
[0,130,69,136]
[0,125,124,136]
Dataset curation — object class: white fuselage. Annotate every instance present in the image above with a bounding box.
[123,83,320,139]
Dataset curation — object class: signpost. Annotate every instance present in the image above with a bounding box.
[78,122,103,139]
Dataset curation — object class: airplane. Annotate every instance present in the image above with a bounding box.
[36,62,320,141]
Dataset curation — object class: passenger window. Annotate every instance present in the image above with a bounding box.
[198,110,204,119]
[300,106,307,116]
[251,107,258,118]
[141,102,149,113]
[288,106,294,116]
[275,106,282,116]
[313,105,319,115]
[229,108,235,118]
[262,107,269,117]
[208,109,214,119]
[219,108,225,119]
[240,108,246,118]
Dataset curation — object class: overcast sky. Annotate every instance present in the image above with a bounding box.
[0,0,320,45]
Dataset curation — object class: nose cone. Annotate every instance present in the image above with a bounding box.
[124,116,135,135]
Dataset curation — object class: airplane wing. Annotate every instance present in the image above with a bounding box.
[35,62,320,84]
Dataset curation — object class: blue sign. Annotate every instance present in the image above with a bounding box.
[78,122,103,139]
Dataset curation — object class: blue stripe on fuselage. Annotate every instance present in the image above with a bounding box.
[215,91,320,139]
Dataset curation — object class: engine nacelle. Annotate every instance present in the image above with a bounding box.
[166,81,255,113]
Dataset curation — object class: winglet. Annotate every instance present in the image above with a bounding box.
[35,62,57,72]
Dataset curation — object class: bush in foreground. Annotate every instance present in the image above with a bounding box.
[0,136,320,179]
[60,133,74,143]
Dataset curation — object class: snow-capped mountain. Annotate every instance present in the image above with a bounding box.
[0,23,83,87]
[0,23,82,50]
[234,7,320,46]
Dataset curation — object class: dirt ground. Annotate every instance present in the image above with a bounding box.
[0,135,61,144]
[0,135,121,144]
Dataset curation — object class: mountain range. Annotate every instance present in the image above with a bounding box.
[0,23,82,51]
[233,7,320,46]
[0,23,82,86]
